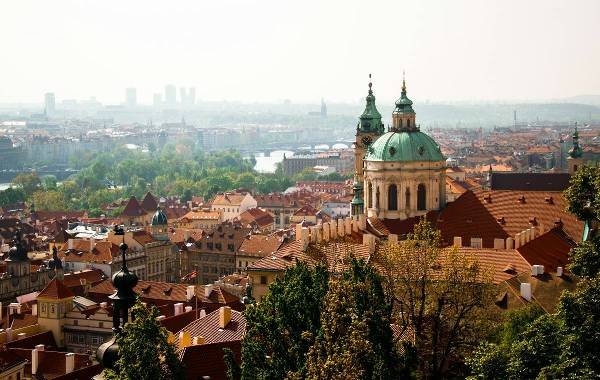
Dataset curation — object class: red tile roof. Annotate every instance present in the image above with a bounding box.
[238,234,283,258]
[517,228,574,271]
[180,341,241,380]
[89,279,194,304]
[238,208,274,228]
[37,279,74,300]
[121,196,146,217]
[140,192,158,212]
[5,330,57,350]
[10,348,100,379]
[10,313,38,329]
[174,308,245,348]
[131,229,156,246]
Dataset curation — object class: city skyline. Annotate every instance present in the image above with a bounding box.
[1,0,600,104]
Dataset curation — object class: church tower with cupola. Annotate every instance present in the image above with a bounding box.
[354,74,385,183]
[567,125,584,175]
[361,76,446,220]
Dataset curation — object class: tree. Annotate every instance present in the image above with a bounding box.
[236,172,256,192]
[240,262,329,379]
[568,235,600,278]
[12,172,41,196]
[0,187,25,207]
[304,259,399,379]
[103,300,183,380]
[377,218,495,379]
[42,175,58,191]
[32,190,67,211]
[564,165,600,220]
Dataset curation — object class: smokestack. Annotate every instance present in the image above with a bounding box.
[65,353,75,374]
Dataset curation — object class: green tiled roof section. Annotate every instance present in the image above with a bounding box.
[365,131,444,162]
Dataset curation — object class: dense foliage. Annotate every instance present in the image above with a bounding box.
[104,300,184,380]
[467,165,600,379]
[238,258,402,379]
[1,142,297,215]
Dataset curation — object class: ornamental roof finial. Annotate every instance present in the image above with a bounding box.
[368,73,373,95]
[402,70,407,95]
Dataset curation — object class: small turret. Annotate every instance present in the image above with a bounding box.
[567,124,584,175]
[358,74,384,134]
[392,71,417,132]
[351,176,365,216]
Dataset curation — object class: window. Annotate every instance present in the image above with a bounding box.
[99,322,103,328]
[78,335,85,344]
[228,244,234,252]
[216,243,222,251]
[405,187,411,209]
[388,184,398,211]
[207,243,213,250]
[417,184,426,211]
[73,320,78,326]
[260,275,267,285]
[51,305,55,314]
[367,182,372,208]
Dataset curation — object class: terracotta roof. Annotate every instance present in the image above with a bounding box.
[33,211,86,222]
[5,330,57,350]
[445,247,531,284]
[140,192,158,212]
[490,172,571,191]
[238,234,283,258]
[89,279,194,303]
[10,348,100,379]
[238,208,274,228]
[180,340,241,380]
[160,309,199,333]
[180,210,221,221]
[0,348,26,373]
[10,313,38,330]
[131,229,156,246]
[248,240,371,273]
[293,204,319,217]
[38,279,74,300]
[517,228,574,271]
[62,269,105,289]
[58,240,120,263]
[174,308,245,348]
[121,196,146,217]
[169,228,204,243]
[199,286,243,310]
[212,193,247,207]
[380,189,583,248]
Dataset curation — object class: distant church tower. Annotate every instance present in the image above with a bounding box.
[567,124,584,174]
[354,74,385,183]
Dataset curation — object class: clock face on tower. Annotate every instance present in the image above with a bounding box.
[361,136,373,147]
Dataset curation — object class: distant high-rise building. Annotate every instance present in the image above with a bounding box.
[153,93,162,107]
[188,87,196,106]
[126,88,137,107]
[180,87,188,105]
[165,84,176,106]
[321,98,327,117]
[44,92,55,115]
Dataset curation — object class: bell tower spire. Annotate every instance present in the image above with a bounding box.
[392,72,417,132]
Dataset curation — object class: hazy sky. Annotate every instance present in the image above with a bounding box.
[1,0,599,104]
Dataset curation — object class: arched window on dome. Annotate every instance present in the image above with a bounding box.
[417,184,426,211]
[388,184,398,211]
[406,119,410,128]
[367,182,372,209]
[405,187,410,209]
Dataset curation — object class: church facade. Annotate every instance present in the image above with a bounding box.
[353,76,446,220]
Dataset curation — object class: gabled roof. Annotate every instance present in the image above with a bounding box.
[199,285,242,307]
[121,196,146,217]
[38,278,74,300]
[211,193,248,207]
[89,279,194,303]
[180,341,242,380]
[293,204,319,217]
[238,208,273,228]
[174,308,245,348]
[58,241,120,263]
[140,192,158,212]
[238,234,283,258]
[517,228,574,271]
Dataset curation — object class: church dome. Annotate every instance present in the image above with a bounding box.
[151,206,168,226]
[365,130,444,162]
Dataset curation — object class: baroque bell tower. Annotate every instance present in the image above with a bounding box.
[354,74,384,182]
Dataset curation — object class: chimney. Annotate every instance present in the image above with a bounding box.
[295,223,303,241]
[68,239,74,250]
[309,226,318,243]
[493,238,505,249]
[184,306,193,313]
[89,238,95,252]
[506,237,514,249]
[344,217,352,236]
[514,233,521,249]
[156,315,166,321]
[32,303,38,316]
[557,267,563,277]
[520,283,532,301]
[186,285,195,301]
[174,303,184,316]
[453,236,462,248]
[0,302,3,322]
[204,284,213,298]
[315,225,323,243]
[6,327,12,342]
[300,227,309,248]
[329,220,337,239]
[32,345,43,375]
[322,222,330,241]
[192,336,205,345]
[65,353,75,374]
[337,219,345,237]
[199,309,206,319]
[17,333,26,340]
[179,331,191,349]
[219,306,232,329]
[100,302,107,308]
[184,230,190,241]
[358,214,366,230]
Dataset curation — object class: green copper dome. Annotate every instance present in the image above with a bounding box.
[358,75,384,134]
[151,206,168,226]
[394,78,415,114]
[365,130,444,162]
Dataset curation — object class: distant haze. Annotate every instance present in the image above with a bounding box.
[1,0,599,104]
